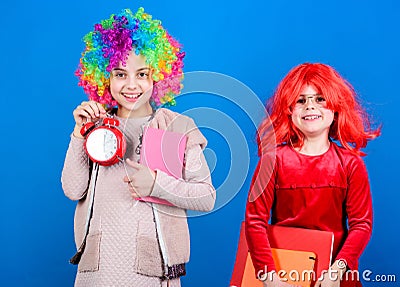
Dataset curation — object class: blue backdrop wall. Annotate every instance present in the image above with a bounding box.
[1,0,399,286]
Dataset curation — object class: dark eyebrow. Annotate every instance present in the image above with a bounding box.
[136,67,151,72]
[111,68,126,72]
[299,93,321,97]
[111,67,150,72]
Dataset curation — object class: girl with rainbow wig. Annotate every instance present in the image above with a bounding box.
[245,63,380,287]
[75,7,185,109]
[61,7,216,287]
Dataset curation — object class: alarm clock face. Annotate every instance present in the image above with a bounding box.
[85,128,118,162]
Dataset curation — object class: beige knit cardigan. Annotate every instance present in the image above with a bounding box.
[62,108,216,277]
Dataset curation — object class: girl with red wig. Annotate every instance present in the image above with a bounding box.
[245,63,380,287]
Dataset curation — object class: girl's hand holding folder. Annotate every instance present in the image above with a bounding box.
[124,158,156,198]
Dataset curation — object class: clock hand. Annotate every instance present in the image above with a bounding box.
[103,133,107,154]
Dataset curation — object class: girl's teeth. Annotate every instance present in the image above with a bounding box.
[124,93,140,98]
[304,115,321,120]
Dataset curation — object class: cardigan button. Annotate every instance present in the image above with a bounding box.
[310,183,316,188]
[291,184,296,189]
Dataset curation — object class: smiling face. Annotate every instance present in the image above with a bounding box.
[291,85,335,141]
[110,51,154,118]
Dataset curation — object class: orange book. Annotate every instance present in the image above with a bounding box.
[241,248,316,287]
[230,222,334,287]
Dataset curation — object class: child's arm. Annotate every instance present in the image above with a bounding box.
[334,156,373,270]
[61,135,91,201]
[149,142,216,211]
[61,101,106,200]
[245,155,277,278]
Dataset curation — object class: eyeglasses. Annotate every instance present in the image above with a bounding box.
[294,94,327,108]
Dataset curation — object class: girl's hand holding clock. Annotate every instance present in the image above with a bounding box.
[72,101,107,138]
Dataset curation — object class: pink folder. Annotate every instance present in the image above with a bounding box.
[137,126,188,206]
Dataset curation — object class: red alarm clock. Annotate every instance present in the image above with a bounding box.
[80,117,126,166]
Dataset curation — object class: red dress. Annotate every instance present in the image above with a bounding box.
[245,143,372,286]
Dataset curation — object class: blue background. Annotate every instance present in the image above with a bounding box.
[1,0,399,286]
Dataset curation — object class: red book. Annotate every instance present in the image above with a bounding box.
[267,224,334,281]
[136,126,188,206]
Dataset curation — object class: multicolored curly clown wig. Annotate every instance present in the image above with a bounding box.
[75,7,185,108]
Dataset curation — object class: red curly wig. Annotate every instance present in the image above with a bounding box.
[257,63,380,156]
